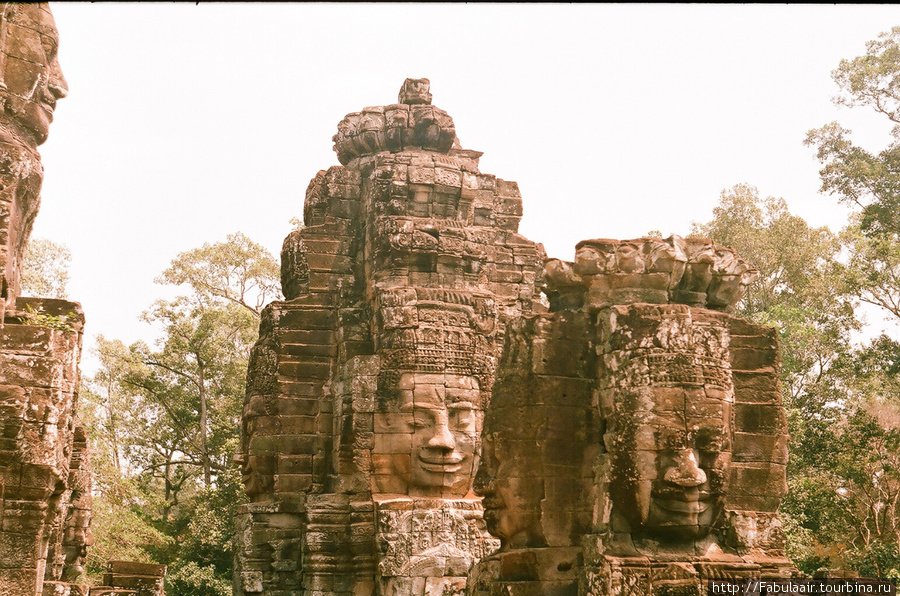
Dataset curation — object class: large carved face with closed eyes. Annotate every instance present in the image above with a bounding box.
[607,387,731,542]
[373,372,482,498]
[0,3,68,145]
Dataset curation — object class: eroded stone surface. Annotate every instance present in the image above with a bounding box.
[469,242,794,596]
[544,235,758,313]
[0,3,67,309]
[0,297,86,596]
[234,78,542,595]
[45,425,93,584]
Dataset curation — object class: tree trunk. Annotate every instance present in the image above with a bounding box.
[199,362,210,486]
[105,380,121,472]
[163,458,172,525]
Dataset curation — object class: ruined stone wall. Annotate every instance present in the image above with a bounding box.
[235,78,545,596]
[0,297,86,596]
[468,310,599,596]
[44,425,93,588]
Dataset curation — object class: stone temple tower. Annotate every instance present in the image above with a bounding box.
[469,237,797,596]
[234,78,546,596]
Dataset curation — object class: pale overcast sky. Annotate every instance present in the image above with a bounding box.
[33,4,900,373]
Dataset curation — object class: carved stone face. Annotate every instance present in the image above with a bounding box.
[610,388,731,542]
[61,506,93,581]
[474,430,542,548]
[236,453,274,500]
[0,3,68,144]
[375,372,482,497]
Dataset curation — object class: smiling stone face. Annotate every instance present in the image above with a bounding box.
[374,372,482,498]
[474,426,547,549]
[594,304,736,547]
[608,387,731,542]
[0,3,68,145]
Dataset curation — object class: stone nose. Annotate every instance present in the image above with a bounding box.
[48,61,68,100]
[473,461,490,495]
[427,416,456,451]
[664,449,707,487]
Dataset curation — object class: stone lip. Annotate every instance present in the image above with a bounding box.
[543,235,759,312]
[332,79,458,165]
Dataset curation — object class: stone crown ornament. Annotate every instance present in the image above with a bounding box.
[543,235,759,312]
[332,78,458,165]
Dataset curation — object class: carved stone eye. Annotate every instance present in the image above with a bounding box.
[659,429,688,450]
[41,36,57,62]
[410,412,432,429]
[449,408,474,430]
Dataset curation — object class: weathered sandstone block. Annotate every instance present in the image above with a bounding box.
[1,298,85,596]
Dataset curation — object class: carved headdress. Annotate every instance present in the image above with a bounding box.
[375,288,497,404]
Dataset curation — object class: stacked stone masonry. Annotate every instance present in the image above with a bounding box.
[0,4,99,595]
[1,297,87,596]
[0,5,164,596]
[235,78,546,596]
[469,244,796,596]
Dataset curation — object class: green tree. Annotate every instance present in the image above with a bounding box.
[158,231,281,315]
[20,236,71,298]
[84,232,280,593]
[790,26,900,573]
[691,184,858,402]
[692,184,900,575]
[805,26,900,239]
[80,340,173,577]
[131,299,256,488]
[836,221,900,327]
[807,344,900,577]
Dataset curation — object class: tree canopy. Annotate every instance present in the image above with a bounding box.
[82,232,280,595]
[694,184,900,577]
[157,231,281,315]
[20,237,71,298]
[806,26,900,239]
